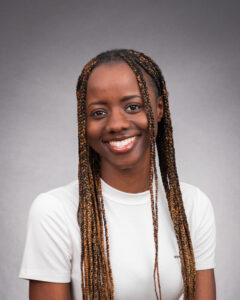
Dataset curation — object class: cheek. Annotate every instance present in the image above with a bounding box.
[136,112,148,130]
[86,120,102,145]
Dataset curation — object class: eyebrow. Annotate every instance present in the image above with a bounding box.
[87,95,141,108]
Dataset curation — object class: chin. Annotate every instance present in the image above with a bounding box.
[114,164,136,170]
[108,156,143,170]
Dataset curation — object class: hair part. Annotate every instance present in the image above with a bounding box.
[76,49,196,300]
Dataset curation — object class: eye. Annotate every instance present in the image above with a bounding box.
[125,103,142,113]
[90,109,107,119]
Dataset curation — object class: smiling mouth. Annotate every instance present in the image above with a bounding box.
[105,136,137,153]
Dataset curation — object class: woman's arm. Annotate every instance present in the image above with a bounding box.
[29,280,71,300]
[195,269,216,300]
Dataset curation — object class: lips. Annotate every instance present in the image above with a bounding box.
[105,136,137,153]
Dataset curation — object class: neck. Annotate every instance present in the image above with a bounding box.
[101,160,150,193]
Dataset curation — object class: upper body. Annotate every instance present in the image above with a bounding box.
[19,49,216,299]
[19,175,216,299]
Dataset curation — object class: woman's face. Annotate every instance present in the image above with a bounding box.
[86,62,163,171]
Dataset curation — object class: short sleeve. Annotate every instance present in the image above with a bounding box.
[19,193,72,282]
[192,187,216,270]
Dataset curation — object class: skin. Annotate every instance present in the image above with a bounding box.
[29,62,216,299]
[29,281,71,300]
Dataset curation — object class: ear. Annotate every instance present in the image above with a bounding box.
[156,96,164,122]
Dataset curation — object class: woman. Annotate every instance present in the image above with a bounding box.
[19,49,216,300]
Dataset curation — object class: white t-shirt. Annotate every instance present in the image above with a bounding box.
[19,175,216,300]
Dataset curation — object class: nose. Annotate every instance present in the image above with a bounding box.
[105,109,130,133]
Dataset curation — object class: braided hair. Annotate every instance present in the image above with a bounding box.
[76,49,196,300]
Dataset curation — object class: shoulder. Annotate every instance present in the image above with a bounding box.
[19,181,79,282]
[179,181,215,229]
[44,179,79,205]
[29,179,79,224]
[179,181,214,210]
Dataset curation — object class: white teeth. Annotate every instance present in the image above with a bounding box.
[109,136,136,148]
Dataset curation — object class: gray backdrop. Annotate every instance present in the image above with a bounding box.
[1,0,239,299]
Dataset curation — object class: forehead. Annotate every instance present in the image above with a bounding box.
[86,62,139,95]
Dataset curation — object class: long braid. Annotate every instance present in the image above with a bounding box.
[76,49,196,300]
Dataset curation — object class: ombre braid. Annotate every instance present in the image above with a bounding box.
[76,49,196,300]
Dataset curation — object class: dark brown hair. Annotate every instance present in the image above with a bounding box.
[76,49,196,300]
